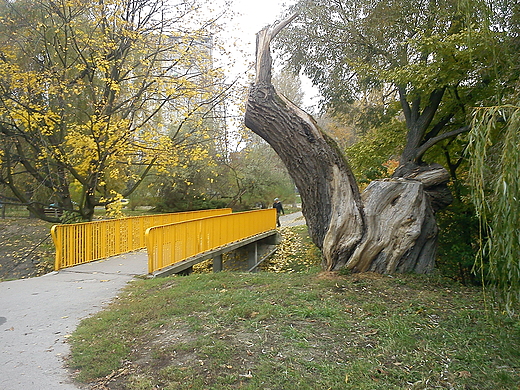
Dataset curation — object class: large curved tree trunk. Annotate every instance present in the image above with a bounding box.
[245,17,446,273]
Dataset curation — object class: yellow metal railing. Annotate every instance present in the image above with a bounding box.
[146,208,277,274]
[51,209,232,270]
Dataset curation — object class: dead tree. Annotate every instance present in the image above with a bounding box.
[245,16,449,273]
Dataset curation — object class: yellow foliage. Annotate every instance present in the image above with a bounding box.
[0,0,227,220]
[64,130,98,176]
[382,159,399,176]
[101,192,125,219]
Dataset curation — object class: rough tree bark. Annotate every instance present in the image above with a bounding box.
[245,16,448,273]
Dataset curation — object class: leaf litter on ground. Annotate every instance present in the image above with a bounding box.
[69,225,520,390]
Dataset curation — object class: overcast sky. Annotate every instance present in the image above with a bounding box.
[231,0,295,37]
[223,1,295,71]
[223,0,319,110]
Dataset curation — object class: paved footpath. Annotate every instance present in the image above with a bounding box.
[0,251,148,390]
[280,211,305,227]
[0,212,305,389]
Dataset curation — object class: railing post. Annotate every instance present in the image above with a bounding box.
[50,225,61,270]
[247,242,258,272]
[213,254,223,272]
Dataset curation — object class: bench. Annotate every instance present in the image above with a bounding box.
[43,207,63,218]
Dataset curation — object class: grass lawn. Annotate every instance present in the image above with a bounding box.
[68,227,520,390]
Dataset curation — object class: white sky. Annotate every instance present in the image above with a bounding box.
[222,0,320,110]
[198,0,319,136]
[221,1,294,76]
[232,1,289,28]
[230,0,295,48]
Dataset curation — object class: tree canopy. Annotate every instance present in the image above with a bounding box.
[277,0,517,172]
[0,0,228,221]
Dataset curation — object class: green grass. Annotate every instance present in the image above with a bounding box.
[69,267,520,389]
[68,225,520,389]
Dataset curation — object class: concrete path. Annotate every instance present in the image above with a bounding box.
[0,212,306,389]
[279,211,306,227]
[0,251,148,390]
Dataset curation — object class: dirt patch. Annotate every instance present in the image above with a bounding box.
[0,218,55,280]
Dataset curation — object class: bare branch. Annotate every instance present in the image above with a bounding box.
[255,13,299,85]
[415,126,470,162]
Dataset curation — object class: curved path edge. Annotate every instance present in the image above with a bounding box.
[0,211,306,389]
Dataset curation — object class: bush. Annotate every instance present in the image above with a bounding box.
[436,199,480,285]
[153,194,228,213]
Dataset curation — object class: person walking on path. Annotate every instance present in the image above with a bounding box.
[273,198,284,227]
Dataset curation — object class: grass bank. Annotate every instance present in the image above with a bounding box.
[69,229,519,389]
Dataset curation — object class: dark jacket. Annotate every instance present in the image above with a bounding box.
[273,201,284,214]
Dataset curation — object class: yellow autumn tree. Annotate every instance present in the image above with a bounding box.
[0,0,228,221]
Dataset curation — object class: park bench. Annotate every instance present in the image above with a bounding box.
[43,207,63,219]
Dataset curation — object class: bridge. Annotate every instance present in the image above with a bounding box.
[50,208,280,276]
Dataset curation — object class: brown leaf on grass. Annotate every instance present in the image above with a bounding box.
[457,371,471,378]
[363,329,379,336]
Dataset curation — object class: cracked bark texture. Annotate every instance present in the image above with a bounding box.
[245,17,440,273]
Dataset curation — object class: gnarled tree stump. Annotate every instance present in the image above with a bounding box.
[245,16,447,273]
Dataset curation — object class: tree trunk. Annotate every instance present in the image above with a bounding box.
[346,179,437,273]
[245,16,441,273]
